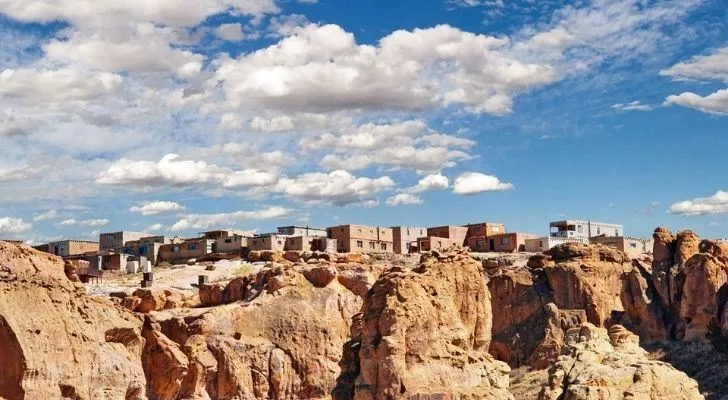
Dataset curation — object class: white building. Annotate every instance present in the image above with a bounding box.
[549,220,623,241]
[524,236,588,253]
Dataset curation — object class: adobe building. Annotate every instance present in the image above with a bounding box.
[100,231,152,251]
[391,226,426,254]
[213,234,249,254]
[590,236,654,259]
[277,226,327,237]
[157,239,214,264]
[35,240,99,257]
[418,236,462,252]
[463,222,505,238]
[284,236,316,252]
[524,236,587,253]
[327,224,394,254]
[249,234,288,252]
[312,237,337,253]
[489,232,539,253]
[426,226,469,246]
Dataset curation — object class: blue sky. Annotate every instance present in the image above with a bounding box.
[0,0,727,243]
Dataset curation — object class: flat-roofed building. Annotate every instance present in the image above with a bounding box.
[35,240,99,257]
[490,232,539,253]
[426,226,469,246]
[327,224,394,254]
[464,222,505,238]
[590,236,654,259]
[213,234,249,254]
[100,231,152,251]
[391,226,426,254]
[249,234,288,252]
[284,236,316,252]
[157,239,214,264]
[549,220,623,241]
[277,226,327,237]
[524,236,588,253]
[418,236,462,252]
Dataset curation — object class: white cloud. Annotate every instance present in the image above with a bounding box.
[272,170,394,206]
[215,23,557,115]
[299,120,427,152]
[660,46,728,83]
[129,201,185,216]
[611,101,653,112]
[0,0,280,27]
[33,209,58,221]
[386,193,423,206]
[215,23,244,42]
[668,190,728,216]
[452,172,514,195]
[664,89,728,116]
[96,154,278,189]
[321,146,471,172]
[170,206,292,231]
[146,223,164,231]
[56,218,109,228]
[0,67,122,104]
[0,217,32,234]
[406,173,450,193]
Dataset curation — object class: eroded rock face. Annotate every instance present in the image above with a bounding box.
[539,324,704,400]
[542,243,629,326]
[343,248,513,400]
[155,262,366,399]
[680,254,728,341]
[0,242,146,400]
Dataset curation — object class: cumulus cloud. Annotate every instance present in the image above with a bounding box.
[96,154,278,189]
[404,173,450,194]
[215,23,557,115]
[272,170,394,206]
[129,201,185,216]
[611,101,653,112]
[0,68,122,104]
[386,193,423,206]
[664,89,728,116]
[170,206,292,231]
[0,217,32,233]
[215,23,245,41]
[662,46,728,115]
[668,190,728,216]
[452,172,514,195]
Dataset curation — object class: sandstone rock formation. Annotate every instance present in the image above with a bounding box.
[0,242,146,400]
[539,324,703,400]
[339,248,514,400]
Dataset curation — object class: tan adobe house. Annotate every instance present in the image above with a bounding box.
[426,226,469,246]
[327,224,394,254]
[391,226,426,254]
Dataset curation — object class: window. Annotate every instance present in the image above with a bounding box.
[189,244,196,250]
[173,245,180,253]
[539,240,544,247]
[501,237,509,245]
[369,242,375,249]
[597,227,601,235]
[630,243,637,248]
[615,229,619,236]
[340,228,344,232]
[277,240,283,245]
[380,243,387,250]
[358,228,362,233]
[476,240,484,248]
[356,241,363,248]
[577,225,583,233]
[225,238,232,244]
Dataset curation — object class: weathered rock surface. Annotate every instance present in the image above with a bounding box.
[340,248,514,400]
[539,324,704,400]
[0,241,146,400]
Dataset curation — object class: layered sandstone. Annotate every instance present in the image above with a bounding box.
[341,248,513,400]
[539,324,703,400]
[0,242,146,400]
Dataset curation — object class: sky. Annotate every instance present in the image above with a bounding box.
[0,0,727,244]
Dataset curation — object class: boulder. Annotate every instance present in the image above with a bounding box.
[132,289,167,313]
[337,253,369,264]
[539,324,703,400]
[141,317,189,400]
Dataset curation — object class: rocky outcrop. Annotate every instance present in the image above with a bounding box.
[0,242,146,400]
[680,254,728,341]
[539,324,704,400]
[341,248,513,399]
